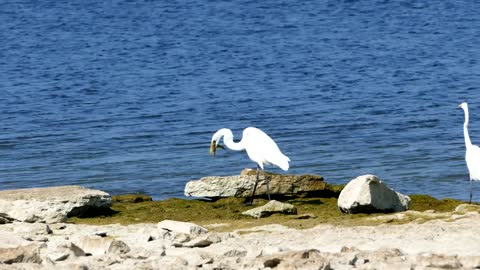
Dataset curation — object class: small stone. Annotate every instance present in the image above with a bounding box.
[183,233,222,248]
[264,258,282,268]
[158,220,208,235]
[51,252,70,262]
[294,213,316,219]
[242,200,297,218]
[95,231,108,238]
[108,240,130,255]
[46,225,53,234]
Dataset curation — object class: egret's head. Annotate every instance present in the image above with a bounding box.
[459,102,468,110]
[210,129,225,156]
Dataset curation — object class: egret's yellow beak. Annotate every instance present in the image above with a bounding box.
[210,140,217,156]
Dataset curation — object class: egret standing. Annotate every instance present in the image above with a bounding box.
[459,102,480,203]
[210,127,290,204]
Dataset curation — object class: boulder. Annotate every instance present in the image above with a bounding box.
[0,186,112,223]
[242,200,297,218]
[337,175,410,214]
[184,169,327,198]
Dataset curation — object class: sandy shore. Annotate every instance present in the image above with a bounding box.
[1,206,480,270]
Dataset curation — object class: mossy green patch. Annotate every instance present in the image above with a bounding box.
[408,194,465,212]
[68,192,469,232]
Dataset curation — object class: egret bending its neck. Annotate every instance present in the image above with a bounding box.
[460,102,472,147]
[211,128,245,152]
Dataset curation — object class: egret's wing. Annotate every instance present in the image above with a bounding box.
[466,144,480,180]
[242,127,290,171]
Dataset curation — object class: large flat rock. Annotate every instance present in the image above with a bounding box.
[184,169,327,198]
[0,186,112,223]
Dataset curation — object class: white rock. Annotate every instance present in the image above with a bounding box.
[337,175,410,214]
[157,220,208,235]
[0,186,112,223]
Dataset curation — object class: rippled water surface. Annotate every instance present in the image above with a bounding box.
[1,0,479,201]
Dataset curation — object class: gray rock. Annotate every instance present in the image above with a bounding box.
[158,220,208,235]
[337,175,410,214]
[184,169,326,198]
[0,186,112,223]
[242,200,297,218]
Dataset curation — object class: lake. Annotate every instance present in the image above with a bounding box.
[1,0,479,201]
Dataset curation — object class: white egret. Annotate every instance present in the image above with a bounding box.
[459,102,480,203]
[210,127,290,204]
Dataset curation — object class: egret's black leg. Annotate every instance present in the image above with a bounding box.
[264,170,271,200]
[249,165,260,205]
[470,179,473,204]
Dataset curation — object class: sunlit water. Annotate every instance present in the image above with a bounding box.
[1,0,479,201]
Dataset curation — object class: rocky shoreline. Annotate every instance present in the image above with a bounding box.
[1,176,480,269]
[2,210,480,270]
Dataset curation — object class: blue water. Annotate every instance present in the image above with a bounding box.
[1,0,479,201]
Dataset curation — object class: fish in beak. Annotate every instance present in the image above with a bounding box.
[210,140,217,156]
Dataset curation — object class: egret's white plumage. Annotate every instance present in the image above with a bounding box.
[459,102,480,203]
[210,127,290,203]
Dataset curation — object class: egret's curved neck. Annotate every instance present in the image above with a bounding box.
[463,107,472,147]
[218,129,245,151]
